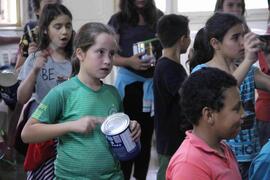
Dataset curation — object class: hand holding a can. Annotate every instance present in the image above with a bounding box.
[258,34,270,54]
[71,116,104,134]
[128,52,153,71]
[129,120,141,142]
[244,32,262,63]
[141,54,156,67]
[101,113,141,161]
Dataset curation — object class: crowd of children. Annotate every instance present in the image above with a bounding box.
[154,14,191,180]
[108,0,163,179]
[18,3,73,179]
[0,0,270,180]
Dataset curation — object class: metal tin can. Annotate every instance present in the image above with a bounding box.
[133,42,144,55]
[133,38,157,56]
[101,113,141,161]
[133,38,156,66]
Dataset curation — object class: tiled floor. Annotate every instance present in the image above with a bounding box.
[131,145,159,180]
[146,147,159,180]
[0,100,159,180]
[0,143,159,180]
[0,149,26,180]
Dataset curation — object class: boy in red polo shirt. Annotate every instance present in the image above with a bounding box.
[166,67,243,180]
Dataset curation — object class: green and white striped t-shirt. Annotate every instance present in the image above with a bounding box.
[32,76,124,180]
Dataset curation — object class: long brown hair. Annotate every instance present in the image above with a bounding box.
[118,0,160,29]
[214,0,246,16]
[38,4,73,58]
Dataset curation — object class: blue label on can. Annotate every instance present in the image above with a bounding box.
[106,127,141,161]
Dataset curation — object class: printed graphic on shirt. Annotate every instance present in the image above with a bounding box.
[107,104,118,115]
[41,68,69,85]
[33,103,48,119]
[241,100,255,130]
[227,67,260,162]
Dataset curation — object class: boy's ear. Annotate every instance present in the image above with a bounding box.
[202,107,215,125]
[210,38,220,50]
[175,36,185,49]
[76,48,85,61]
[179,35,185,45]
[179,35,190,47]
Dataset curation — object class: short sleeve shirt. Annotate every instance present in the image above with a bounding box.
[166,131,241,180]
[32,76,124,179]
[18,52,72,103]
[192,64,261,162]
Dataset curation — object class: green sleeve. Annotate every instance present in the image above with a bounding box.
[32,88,63,124]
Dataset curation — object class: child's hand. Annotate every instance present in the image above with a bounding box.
[141,54,156,67]
[33,49,50,73]
[128,52,153,70]
[72,116,104,134]
[129,120,141,142]
[244,32,262,63]
[28,42,38,55]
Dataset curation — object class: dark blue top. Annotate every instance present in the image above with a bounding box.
[108,11,163,78]
[153,57,189,155]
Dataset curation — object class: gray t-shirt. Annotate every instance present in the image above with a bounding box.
[18,52,72,104]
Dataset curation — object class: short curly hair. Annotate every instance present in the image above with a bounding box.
[179,67,237,125]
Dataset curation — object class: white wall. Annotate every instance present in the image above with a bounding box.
[63,0,117,31]
[62,0,118,84]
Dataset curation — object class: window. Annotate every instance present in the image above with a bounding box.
[154,0,166,12]
[0,0,21,26]
[245,0,268,9]
[177,0,268,12]
[177,0,216,12]
[154,0,268,30]
[154,0,269,72]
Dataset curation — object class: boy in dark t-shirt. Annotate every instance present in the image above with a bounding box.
[153,14,191,180]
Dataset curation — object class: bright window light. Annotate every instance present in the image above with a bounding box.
[177,0,268,12]
[177,0,216,12]
[0,0,19,25]
[245,0,268,9]
[155,0,166,12]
